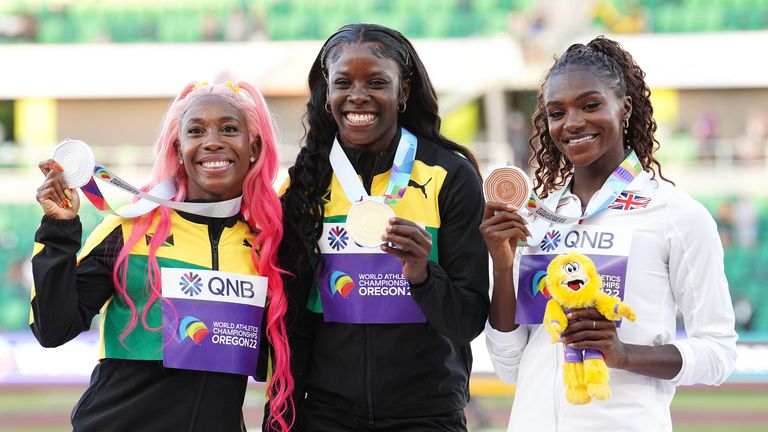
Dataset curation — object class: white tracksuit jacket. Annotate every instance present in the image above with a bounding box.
[485,171,738,431]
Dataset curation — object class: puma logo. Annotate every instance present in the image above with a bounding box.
[408,178,432,199]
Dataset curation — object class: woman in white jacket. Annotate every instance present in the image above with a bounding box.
[480,36,737,431]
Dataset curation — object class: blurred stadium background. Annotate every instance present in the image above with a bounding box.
[1,0,767,431]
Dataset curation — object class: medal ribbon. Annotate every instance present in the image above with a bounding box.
[54,139,242,218]
[525,150,643,245]
[329,128,418,205]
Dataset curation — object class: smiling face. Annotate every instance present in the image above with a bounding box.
[326,43,410,154]
[544,68,632,173]
[177,95,257,201]
[546,252,601,308]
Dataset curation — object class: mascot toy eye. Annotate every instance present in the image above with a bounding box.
[542,252,637,404]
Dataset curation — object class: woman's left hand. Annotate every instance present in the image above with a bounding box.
[560,307,630,369]
[381,217,432,285]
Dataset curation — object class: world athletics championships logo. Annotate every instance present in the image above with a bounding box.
[94,167,111,180]
[329,271,355,298]
[178,316,209,345]
[179,272,203,296]
[327,226,349,251]
[540,230,561,252]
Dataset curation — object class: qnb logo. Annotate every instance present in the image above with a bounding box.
[540,230,562,252]
[562,230,615,250]
[208,277,256,298]
[328,226,349,251]
[179,272,203,296]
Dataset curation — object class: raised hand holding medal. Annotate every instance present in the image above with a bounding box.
[483,151,644,248]
[48,138,242,219]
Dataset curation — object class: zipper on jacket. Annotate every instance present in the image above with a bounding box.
[366,325,375,428]
[208,222,224,270]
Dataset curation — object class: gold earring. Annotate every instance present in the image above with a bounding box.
[325,100,332,113]
[623,118,630,146]
[398,100,406,113]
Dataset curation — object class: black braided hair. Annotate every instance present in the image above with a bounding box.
[281,22,480,277]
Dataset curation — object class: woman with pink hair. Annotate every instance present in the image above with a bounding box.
[31,81,293,431]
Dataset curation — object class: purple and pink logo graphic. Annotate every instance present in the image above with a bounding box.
[177,316,209,345]
[328,226,349,251]
[540,230,561,252]
[329,271,355,298]
[179,272,203,297]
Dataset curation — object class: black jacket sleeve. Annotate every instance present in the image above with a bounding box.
[30,215,119,348]
[410,158,490,345]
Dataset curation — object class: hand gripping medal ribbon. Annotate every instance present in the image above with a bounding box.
[485,151,643,247]
[329,129,417,247]
[52,139,242,218]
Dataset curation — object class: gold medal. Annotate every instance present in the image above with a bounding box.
[346,200,395,248]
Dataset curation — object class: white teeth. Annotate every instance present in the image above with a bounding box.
[567,135,597,145]
[200,160,231,169]
[346,113,376,124]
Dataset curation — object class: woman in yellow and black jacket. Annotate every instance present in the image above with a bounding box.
[31,211,256,431]
[31,81,293,432]
[273,24,489,431]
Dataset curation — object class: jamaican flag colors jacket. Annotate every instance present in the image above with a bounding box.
[293,134,490,425]
[30,211,258,432]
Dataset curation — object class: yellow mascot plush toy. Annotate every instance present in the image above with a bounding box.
[542,252,636,404]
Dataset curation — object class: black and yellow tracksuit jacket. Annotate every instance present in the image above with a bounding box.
[287,133,490,430]
[30,210,260,432]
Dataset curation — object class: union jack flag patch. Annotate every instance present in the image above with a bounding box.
[608,192,652,211]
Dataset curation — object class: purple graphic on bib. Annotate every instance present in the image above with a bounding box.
[516,253,627,325]
[162,299,263,376]
[319,253,426,324]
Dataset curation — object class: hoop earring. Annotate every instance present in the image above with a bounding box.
[623,118,630,146]
[398,101,407,113]
[325,100,332,114]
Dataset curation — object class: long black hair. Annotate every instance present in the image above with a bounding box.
[529,36,671,197]
[281,23,480,276]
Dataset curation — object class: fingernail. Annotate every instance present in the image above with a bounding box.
[64,189,73,200]
[506,204,517,210]
[53,162,64,172]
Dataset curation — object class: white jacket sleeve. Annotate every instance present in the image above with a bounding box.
[667,196,738,386]
[484,320,530,384]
